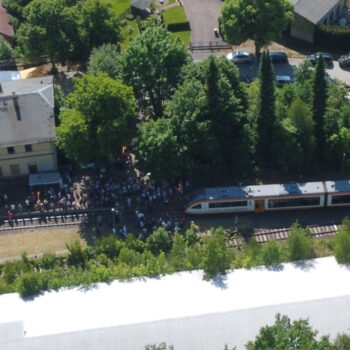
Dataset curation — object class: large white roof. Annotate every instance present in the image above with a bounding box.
[1,257,350,349]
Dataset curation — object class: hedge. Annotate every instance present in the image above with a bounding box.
[162,6,190,32]
[315,25,350,53]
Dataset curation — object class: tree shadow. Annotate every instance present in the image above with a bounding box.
[266,263,285,272]
[292,259,315,271]
[210,273,228,290]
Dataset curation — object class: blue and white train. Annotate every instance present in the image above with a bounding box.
[185,180,350,215]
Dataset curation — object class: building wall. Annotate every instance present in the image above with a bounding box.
[0,141,57,177]
[291,13,315,43]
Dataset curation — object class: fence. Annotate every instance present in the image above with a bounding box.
[189,41,231,51]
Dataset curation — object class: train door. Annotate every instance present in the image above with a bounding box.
[255,199,265,213]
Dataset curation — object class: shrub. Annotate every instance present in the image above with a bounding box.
[260,240,282,265]
[287,223,314,261]
[17,271,47,297]
[146,228,172,255]
[96,235,123,259]
[334,218,350,264]
[2,262,17,284]
[41,253,58,269]
[184,224,199,246]
[66,241,90,267]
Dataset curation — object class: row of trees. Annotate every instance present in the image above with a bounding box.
[56,24,350,184]
[4,216,350,297]
[3,0,121,67]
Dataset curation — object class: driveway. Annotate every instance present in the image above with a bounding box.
[182,0,223,44]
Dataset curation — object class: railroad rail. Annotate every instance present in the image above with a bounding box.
[231,224,340,246]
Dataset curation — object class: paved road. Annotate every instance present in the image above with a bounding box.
[182,0,223,44]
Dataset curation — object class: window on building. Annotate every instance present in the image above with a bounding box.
[25,144,32,152]
[10,164,20,176]
[28,163,38,174]
[7,147,15,155]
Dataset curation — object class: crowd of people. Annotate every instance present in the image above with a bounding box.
[0,168,193,238]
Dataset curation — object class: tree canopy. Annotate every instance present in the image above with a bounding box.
[15,0,121,67]
[56,73,136,163]
[87,43,120,78]
[220,0,294,56]
[246,314,335,350]
[118,26,190,117]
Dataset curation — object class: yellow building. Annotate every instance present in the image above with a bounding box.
[0,76,57,177]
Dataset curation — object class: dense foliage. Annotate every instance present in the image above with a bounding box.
[0,37,14,60]
[219,0,294,56]
[56,73,136,163]
[246,314,335,350]
[0,220,341,297]
[118,26,190,117]
[15,0,121,66]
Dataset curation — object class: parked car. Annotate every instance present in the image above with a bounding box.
[269,51,288,63]
[276,75,293,87]
[306,52,333,66]
[226,51,254,63]
[339,53,350,69]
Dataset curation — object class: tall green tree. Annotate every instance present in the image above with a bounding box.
[118,26,190,117]
[257,51,276,169]
[87,43,119,78]
[220,0,294,57]
[312,56,328,161]
[56,73,136,163]
[287,98,316,173]
[246,314,335,350]
[74,0,121,63]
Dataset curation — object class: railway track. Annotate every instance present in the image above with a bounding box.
[231,224,340,246]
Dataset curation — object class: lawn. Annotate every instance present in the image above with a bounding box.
[172,30,191,48]
[103,0,131,17]
[120,19,140,51]
[0,228,87,262]
[162,6,188,25]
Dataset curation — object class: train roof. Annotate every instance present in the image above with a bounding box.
[192,181,325,201]
[325,180,350,194]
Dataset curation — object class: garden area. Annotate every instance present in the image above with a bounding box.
[1,218,350,298]
[106,0,191,49]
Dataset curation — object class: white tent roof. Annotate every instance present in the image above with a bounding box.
[1,257,350,349]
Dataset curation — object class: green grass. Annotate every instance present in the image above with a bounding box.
[172,30,191,47]
[103,0,131,17]
[120,19,139,51]
[163,6,187,25]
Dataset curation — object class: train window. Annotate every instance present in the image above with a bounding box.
[331,195,350,204]
[191,204,202,209]
[268,197,320,208]
[209,201,248,208]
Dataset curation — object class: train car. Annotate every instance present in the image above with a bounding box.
[325,180,350,207]
[185,181,326,215]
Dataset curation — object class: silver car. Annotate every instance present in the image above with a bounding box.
[226,51,254,63]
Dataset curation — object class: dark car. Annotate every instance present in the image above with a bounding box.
[306,52,333,66]
[339,54,350,69]
[269,51,288,63]
[276,75,293,87]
